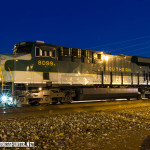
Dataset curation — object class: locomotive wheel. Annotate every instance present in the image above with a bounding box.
[52,102,58,105]
[52,98,58,105]
[59,98,64,104]
[127,98,130,101]
[64,93,72,104]
[29,99,39,105]
[137,94,142,100]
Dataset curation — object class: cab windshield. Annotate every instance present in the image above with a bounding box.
[13,42,33,54]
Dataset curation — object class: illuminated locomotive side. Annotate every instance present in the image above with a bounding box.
[1,41,150,106]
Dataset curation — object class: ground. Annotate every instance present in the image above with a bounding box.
[0,100,150,149]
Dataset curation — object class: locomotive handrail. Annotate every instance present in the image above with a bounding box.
[0,66,3,92]
[8,67,14,94]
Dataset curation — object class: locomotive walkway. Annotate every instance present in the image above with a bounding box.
[0,100,150,149]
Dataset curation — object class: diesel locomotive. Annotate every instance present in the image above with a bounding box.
[0,40,150,106]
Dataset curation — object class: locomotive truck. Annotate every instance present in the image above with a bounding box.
[0,41,150,106]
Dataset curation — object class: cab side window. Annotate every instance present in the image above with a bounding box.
[35,47,55,58]
[52,49,56,57]
[63,47,69,56]
[97,54,102,60]
[35,47,40,56]
[46,51,50,57]
[72,48,78,57]
[42,50,45,57]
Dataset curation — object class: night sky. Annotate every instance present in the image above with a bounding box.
[1,0,150,57]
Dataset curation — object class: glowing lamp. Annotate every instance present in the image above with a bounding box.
[2,95,7,103]
[39,87,42,91]
[9,97,13,101]
[104,56,109,61]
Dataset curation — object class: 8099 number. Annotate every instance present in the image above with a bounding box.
[38,60,55,66]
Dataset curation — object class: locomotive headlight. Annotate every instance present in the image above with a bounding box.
[0,95,15,106]
[9,97,13,101]
[39,87,42,91]
[7,97,13,105]
[104,56,109,61]
[1,95,8,103]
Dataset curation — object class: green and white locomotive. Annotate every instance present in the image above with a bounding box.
[1,41,150,106]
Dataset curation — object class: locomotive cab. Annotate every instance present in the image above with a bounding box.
[13,42,33,54]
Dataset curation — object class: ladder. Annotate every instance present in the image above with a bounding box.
[0,66,14,95]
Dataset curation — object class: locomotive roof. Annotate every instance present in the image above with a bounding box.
[15,41,102,53]
[15,41,57,48]
[132,56,150,64]
[14,41,150,64]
